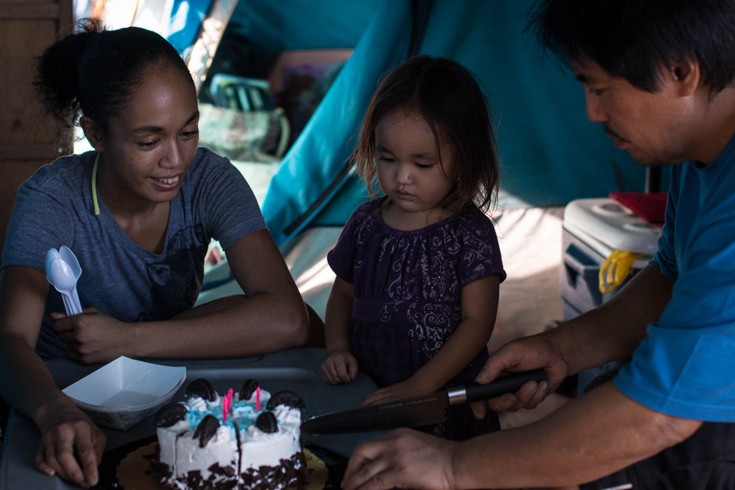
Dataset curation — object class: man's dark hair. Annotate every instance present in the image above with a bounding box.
[529,0,735,94]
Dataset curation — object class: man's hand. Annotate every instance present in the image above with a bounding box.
[342,428,456,490]
[470,333,568,419]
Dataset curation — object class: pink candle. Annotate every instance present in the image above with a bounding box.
[223,388,233,422]
[256,386,261,412]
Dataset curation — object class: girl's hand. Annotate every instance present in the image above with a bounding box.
[35,397,106,487]
[361,378,431,406]
[51,309,133,364]
[320,349,358,384]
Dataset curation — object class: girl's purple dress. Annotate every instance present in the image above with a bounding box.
[328,198,506,439]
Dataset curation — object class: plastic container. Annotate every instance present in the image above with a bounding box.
[561,198,659,318]
[62,356,186,430]
[560,198,661,394]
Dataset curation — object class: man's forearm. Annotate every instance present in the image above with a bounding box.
[454,382,700,488]
[553,264,673,375]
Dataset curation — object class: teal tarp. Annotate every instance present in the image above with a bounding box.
[169,0,647,247]
[261,0,415,244]
[261,0,644,245]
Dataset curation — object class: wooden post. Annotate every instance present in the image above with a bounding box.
[0,0,74,251]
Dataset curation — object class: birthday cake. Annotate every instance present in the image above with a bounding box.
[153,378,306,489]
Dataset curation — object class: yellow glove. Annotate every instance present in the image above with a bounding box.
[599,250,642,294]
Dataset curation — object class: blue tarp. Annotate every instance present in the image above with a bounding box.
[261,0,645,246]
[167,0,213,54]
[169,0,648,247]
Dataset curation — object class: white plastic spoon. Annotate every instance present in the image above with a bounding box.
[45,248,82,316]
[59,246,83,314]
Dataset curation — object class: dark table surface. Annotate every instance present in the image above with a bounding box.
[0,347,380,490]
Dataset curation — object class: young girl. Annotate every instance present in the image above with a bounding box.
[319,55,505,439]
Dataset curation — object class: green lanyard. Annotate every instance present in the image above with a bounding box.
[91,152,100,217]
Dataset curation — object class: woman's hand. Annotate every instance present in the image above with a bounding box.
[34,397,106,487]
[342,428,456,490]
[51,309,132,364]
[319,349,358,384]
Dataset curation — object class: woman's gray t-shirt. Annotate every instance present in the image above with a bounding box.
[1,148,265,359]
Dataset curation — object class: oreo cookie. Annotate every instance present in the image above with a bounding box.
[193,415,220,448]
[239,378,260,400]
[154,401,188,428]
[266,390,305,410]
[186,378,217,402]
[255,411,279,434]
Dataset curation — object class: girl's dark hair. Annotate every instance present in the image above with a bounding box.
[34,18,192,130]
[353,55,500,213]
[529,0,735,94]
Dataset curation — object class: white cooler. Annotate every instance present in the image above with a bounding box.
[561,198,662,392]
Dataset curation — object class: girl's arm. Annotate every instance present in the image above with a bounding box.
[319,276,358,384]
[363,274,500,404]
[52,229,310,363]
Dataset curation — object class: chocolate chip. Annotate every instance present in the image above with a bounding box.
[154,401,188,427]
[266,390,305,410]
[193,415,220,448]
[186,378,216,402]
[239,378,259,400]
[255,411,279,433]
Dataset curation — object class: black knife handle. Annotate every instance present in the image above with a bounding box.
[454,369,547,404]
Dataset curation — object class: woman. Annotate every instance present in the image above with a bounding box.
[0,20,311,487]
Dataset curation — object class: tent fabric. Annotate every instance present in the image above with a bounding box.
[166,1,650,247]
[225,0,383,53]
[260,0,645,246]
[165,0,381,63]
[260,0,415,245]
[418,0,644,205]
[167,0,214,54]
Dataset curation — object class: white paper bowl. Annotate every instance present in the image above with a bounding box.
[62,356,186,430]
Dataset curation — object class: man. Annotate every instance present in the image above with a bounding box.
[341,0,735,488]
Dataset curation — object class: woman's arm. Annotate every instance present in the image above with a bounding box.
[53,229,310,363]
[319,276,358,384]
[362,274,500,404]
[0,266,106,486]
[134,229,309,357]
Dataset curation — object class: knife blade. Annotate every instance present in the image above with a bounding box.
[302,369,546,435]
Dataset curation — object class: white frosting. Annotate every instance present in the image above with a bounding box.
[156,418,187,472]
[240,407,301,469]
[175,424,237,481]
[156,386,303,488]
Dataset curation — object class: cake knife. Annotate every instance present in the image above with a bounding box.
[302,369,546,435]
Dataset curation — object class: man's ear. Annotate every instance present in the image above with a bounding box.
[79,116,105,152]
[669,58,701,96]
